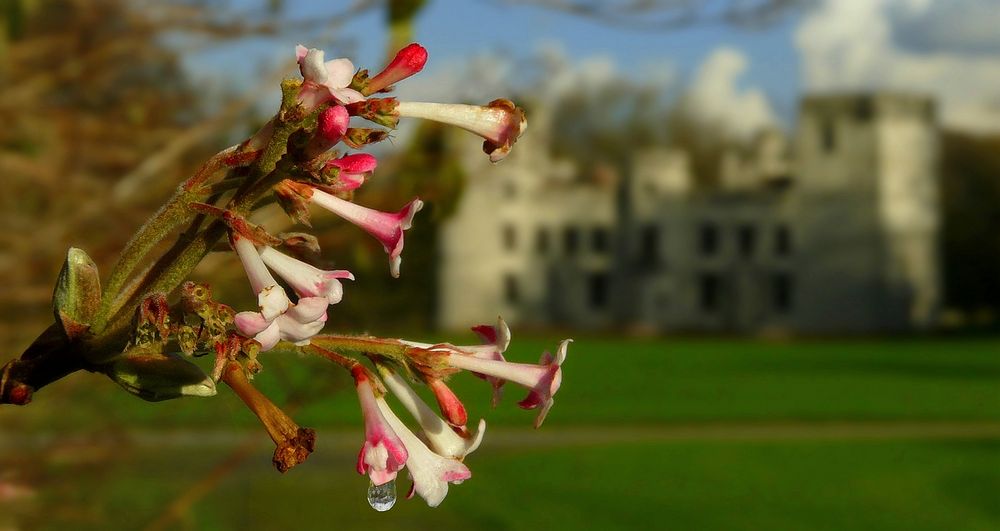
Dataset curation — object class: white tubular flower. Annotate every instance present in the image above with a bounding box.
[381,370,485,460]
[233,235,290,321]
[258,246,354,305]
[395,99,526,162]
[376,398,471,508]
[232,237,332,351]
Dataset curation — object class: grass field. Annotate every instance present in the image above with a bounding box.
[2,335,1000,530]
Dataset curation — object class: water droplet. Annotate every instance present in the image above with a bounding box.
[367,479,397,512]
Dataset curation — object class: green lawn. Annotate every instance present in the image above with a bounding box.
[18,438,1000,530]
[3,335,1000,530]
[7,335,998,430]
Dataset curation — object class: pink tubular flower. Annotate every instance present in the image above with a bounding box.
[258,246,353,305]
[324,153,378,191]
[296,45,365,109]
[381,370,485,460]
[365,43,428,95]
[232,237,330,351]
[308,188,423,278]
[444,339,571,428]
[395,99,527,162]
[353,367,408,486]
[375,397,472,507]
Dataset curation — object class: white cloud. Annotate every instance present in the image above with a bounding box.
[684,47,776,139]
[796,0,1000,133]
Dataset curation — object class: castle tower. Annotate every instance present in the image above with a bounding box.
[793,93,940,331]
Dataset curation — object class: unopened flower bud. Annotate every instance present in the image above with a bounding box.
[52,247,101,341]
[364,43,428,95]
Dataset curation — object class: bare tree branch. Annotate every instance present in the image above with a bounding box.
[489,0,810,31]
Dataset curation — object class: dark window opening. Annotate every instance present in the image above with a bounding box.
[592,227,609,254]
[504,274,519,305]
[699,223,719,256]
[639,224,659,265]
[535,228,550,254]
[820,119,836,153]
[699,274,720,312]
[737,225,756,259]
[772,273,793,313]
[854,97,873,121]
[774,225,792,256]
[588,273,609,309]
[502,225,516,251]
[564,227,579,256]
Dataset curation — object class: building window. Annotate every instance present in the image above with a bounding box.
[564,227,579,256]
[820,119,836,153]
[699,273,721,313]
[699,223,719,256]
[592,227,609,254]
[588,273,609,309]
[774,225,792,257]
[854,97,873,122]
[504,274,519,305]
[772,273,793,313]
[502,225,516,251]
[737,225,756,259]
[535,228,550,254]
[639,224,659,265]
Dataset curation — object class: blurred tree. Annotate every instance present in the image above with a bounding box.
[494,0,810,30]
[0,0,378,352]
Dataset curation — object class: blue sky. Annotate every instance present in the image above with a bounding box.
[189,0,1000,134]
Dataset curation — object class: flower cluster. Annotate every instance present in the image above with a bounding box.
[204,43,565,510]
[3,40,565,514]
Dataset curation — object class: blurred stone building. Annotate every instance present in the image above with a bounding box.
[438,93,940,333]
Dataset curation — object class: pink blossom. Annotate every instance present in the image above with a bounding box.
[444,339,571,428]
[376,395,471,507]
[258,246,353,304]
[295,45,365,110]
[324,153,378,191]
[232,236,330,351]
[395,99,526,162]
[308,188,423,278]
[381,370,485,460]
[354,368,408,486]
[233,296,328,351]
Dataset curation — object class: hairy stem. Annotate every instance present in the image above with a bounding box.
[94,145,247,334]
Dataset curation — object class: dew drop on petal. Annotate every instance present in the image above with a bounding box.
[367,479,397,512]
